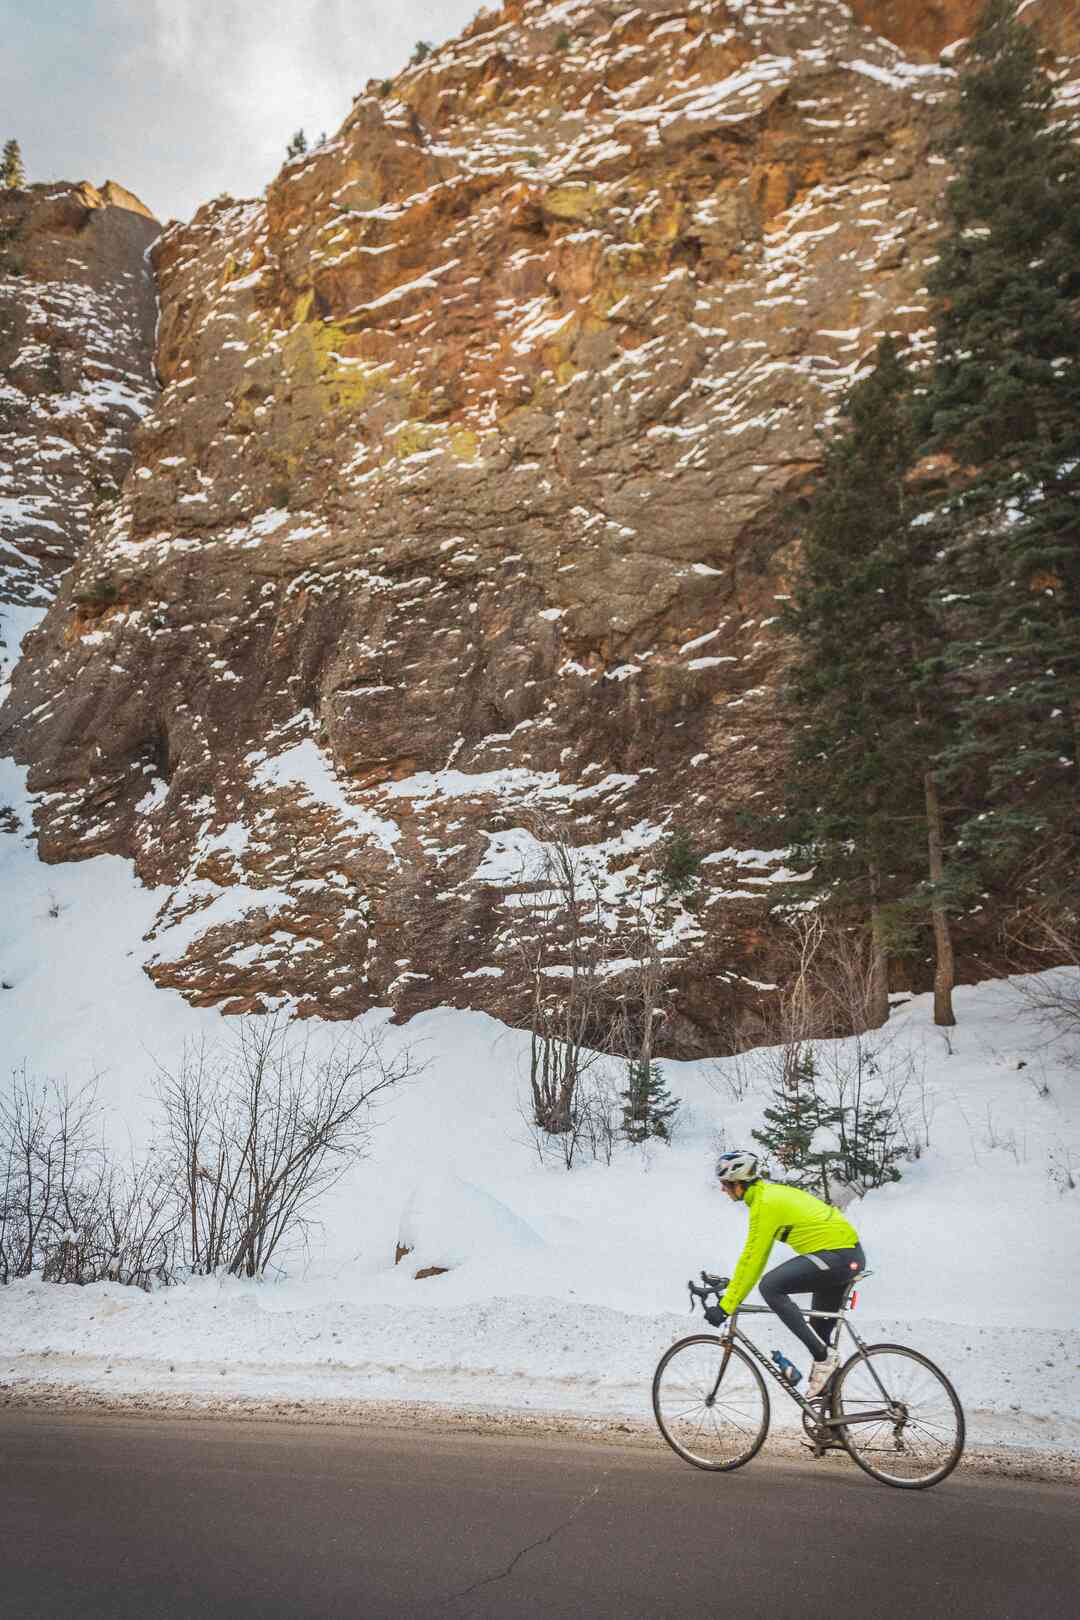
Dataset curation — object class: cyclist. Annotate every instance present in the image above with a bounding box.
[704,1149,866,1398]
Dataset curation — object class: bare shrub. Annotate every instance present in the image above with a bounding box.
[153,1015,413,1277]
[0,1068,178,1289]
[89,1155,182,1288]
[0,1068,103,1283]
[980,1103,1024,1163]
[520,1067,622,1170]
[1003,906,1080,1048]
[1048,1144,1077,1193]
[577,1072,623,1166]
[707,1055,754,1102]
[2,1018,414,1290]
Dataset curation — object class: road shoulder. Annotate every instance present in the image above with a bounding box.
[2,1378,1076,1488]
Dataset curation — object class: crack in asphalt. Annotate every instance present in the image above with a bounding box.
[437,1473,609,1611]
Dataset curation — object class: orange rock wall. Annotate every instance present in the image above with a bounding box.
[2,1,1077,1049]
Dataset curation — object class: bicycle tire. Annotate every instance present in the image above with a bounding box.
[832,1342,965,1489]
[652,1335,770,1471]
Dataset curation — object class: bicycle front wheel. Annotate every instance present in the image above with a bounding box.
[652,1335,770,1471]
[832,1343,965,1489]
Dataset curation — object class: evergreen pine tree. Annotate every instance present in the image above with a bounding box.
[781,337,961,1025]
[752,1045,906,1195]
[1,139,25,189]
[285,129,308,160]
[656,826,702,897]
[920,0,1080,907]
[750,1049,843,1200]
[620,1059,679,1143]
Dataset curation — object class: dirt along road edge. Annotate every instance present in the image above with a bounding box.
[2,1377,1077,1488]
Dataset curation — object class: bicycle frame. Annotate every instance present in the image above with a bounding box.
[711,1293,897,1429]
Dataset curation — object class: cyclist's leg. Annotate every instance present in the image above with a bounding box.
[758,1256,833,1360]
[807,1281,845,1350]
[760,1246,866,1361]
[808,1244,865,1347]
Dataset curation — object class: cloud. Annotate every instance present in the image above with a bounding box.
[2,0,481,222]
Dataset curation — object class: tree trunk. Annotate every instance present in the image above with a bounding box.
[924,771,957,1026]
[866,858,890,1030]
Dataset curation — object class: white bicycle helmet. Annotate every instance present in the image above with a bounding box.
[715,1149,759,1183]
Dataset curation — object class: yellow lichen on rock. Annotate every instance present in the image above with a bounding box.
[449,429,480,463]
[280,312,393,419]
[542,183,601,221]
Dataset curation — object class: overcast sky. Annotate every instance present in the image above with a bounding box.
[1,1,482,223]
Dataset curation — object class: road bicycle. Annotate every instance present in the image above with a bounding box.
[652,1268,965,1489]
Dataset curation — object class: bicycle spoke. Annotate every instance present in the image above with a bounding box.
[833,1345,964,1488]
[714,1407,755,1438]
[653,1338,769,1471]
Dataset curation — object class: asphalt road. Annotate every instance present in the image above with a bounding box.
[1,1411,1076,1619]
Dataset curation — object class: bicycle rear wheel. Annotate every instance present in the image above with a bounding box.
[832,1343,965,1489]
[652,1335,770,1471]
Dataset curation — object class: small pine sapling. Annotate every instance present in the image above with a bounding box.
[751,1049,843,1199]
[285,129,308,159]
[621,1059,680,1144]
[657,827,702,897]
[837,1091,906,1189]
[1,138,26,189]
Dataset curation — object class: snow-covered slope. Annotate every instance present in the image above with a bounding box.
[2,717,1078,1454]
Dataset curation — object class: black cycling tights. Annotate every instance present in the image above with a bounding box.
[758,1244,866,1362]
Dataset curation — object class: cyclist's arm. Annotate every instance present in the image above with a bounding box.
[719,1199,775,1314]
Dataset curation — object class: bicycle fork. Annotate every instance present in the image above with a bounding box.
[705,1341,735,1406]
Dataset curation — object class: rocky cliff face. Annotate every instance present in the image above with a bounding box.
[2,1,1077,1051]
[849,0,1080,60]
[0,182,158,615]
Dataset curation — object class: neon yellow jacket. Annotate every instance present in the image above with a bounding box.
[719,1181,860,1315]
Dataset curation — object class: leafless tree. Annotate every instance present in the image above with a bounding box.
[0,1068,103,1283]
[89,1155,183,1289]
[498,811,694,1145]
[608,893,667,1071]
[811,922,897,1037]
[498,813,616,1135]
[519,1068,622,1169]
[153,1015,414,1277]
[0,1066,184,1289]
[1002,902,1080,1048]
[2,1018,415,1290]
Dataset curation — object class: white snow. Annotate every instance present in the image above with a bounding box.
[252,737,401,857]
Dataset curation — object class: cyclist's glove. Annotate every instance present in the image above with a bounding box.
[704,1304,728,1327]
